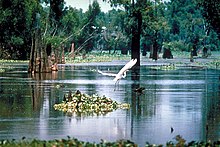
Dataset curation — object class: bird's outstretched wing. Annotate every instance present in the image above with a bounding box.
[117,59,137,75]
[113,59,137,81]
[97,70,117,77]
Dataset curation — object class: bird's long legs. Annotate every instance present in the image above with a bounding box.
[114,80,120,91]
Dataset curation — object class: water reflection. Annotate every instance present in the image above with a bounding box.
[0,62,219,146]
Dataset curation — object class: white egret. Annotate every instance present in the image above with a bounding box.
[98,59,137,90]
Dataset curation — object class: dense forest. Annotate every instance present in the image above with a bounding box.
[0,0,219,61]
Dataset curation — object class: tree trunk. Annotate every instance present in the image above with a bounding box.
[131,10,142,67]
[142,43,147,56]
[131,9,142,81]
[28,34,35,73]
[162,48,173,59]
[28,29,52,73]
[69,43,75,58]
[152,31,158,60]
[61,45,65,64]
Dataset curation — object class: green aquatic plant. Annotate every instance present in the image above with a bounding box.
[189,59,220,69]
[0,137,138,147]
[150,63,176,71]
[205,59,220,69]
[0,68,5,73]
[2,135,220,147]
[65,52,130,63]
[0,60,28,73]
[0,60,28,63]
[54,90,130,116]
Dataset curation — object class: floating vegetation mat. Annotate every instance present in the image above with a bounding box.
[203,59,220,69]
[0,137,137,147]
[1,135,220,146]
[150,63,177,71]
[54,90,130,116]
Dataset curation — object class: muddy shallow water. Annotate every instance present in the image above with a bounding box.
[0,60,220,146]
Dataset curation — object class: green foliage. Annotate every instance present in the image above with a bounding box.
[49,0,65,23]
[163,40,188,52]
[78,0,101,53]
[65,51,130,63]
[45,36,63,48]
[163,0,219,52]
[0,0,39,59]
[60,7,81,34]
[0,137,138,147]
[198,0,220,39]
[1,0,219,60]
[9,36,24,46]
[1,135,220,147]
[54,90,130,116]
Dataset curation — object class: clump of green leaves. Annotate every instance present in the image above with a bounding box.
[2,135,220,147]
[188,59,220,69]
[163,41,188,52]
[152,64,176,71]
[54,90,130,116]
[0,137,137,147]
[65,52,130,63]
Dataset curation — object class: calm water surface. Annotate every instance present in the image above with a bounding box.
[0,61,220,146]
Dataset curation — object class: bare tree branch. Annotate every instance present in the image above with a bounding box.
[60,19,92,44]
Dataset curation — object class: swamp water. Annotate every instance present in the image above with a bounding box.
[0,61,220,146]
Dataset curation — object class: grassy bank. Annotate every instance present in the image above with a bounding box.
[0,51,219,64]
[65,51,130,63]
[65,51,220,70]
[0,51,219,72]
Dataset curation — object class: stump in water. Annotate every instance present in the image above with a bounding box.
[28,29,51,73]
[162,48,173,59]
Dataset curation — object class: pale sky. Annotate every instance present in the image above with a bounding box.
[64,0,113,13]
[64,0,170,13]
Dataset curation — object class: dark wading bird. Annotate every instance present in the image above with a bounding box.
[171,127,174,133]
[98,59,137,90]
[133,87,146,94]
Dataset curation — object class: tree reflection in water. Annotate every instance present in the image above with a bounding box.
[29,72,58,111]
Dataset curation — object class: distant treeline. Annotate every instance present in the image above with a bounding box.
[0,0,219,60]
